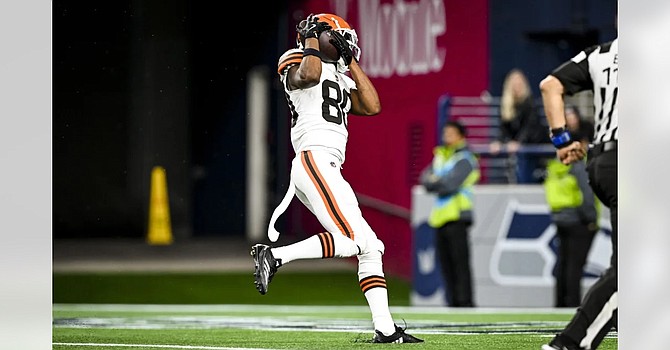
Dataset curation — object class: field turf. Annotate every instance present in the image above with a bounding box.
[53,272,617,349]
[53,304,617,350]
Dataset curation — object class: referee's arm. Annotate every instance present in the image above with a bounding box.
[539,75,586,164]
[539,75,567,130]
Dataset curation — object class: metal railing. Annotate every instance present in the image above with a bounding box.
[438,95,559,184]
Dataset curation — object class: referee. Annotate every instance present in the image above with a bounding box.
[539,37,618,350]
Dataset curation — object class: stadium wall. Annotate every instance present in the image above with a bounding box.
[411,184,612,307]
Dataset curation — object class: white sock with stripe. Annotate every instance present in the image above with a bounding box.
[358,251,395,335]
[272,232,360,264]
[364,286,395,335]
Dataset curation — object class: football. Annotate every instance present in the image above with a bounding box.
[318,31,340,62]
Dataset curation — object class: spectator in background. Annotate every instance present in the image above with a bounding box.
[420,121,480,307]
[543,105,599,307]
[564,105,594,146]
[489,68,550,183]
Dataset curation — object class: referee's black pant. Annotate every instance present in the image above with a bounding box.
[562,146,617,349]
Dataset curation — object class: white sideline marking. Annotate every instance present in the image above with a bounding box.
[53,303,576,315]
[53,343,275,350]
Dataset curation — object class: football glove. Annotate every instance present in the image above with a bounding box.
[296,14,332,45]
[329,30,354,65]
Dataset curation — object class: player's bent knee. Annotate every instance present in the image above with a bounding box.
[357,249,384,278]
[361,238,384,255]
[331,233,361,258]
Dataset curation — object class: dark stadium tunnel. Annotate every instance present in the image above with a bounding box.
[53,0,292,239]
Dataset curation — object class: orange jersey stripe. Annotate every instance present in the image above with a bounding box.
[301,151,354,240]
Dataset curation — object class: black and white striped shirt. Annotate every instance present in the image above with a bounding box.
[551,38,618,145]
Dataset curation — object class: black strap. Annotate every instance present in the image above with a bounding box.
[302,48,323,60]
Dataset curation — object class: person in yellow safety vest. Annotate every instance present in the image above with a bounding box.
[420,120,481,307]
[543,106,599,307]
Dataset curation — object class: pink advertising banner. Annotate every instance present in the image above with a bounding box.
[287,0,488,278]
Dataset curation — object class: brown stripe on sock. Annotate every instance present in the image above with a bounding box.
[317,232,334,258]
[317,232,328,258]
[324,232,334,258]
[359,275,387,293]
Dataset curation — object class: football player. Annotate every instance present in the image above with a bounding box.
[251,13,423,343]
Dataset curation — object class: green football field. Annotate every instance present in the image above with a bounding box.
[52,272,618,349]
[53,304,618,350]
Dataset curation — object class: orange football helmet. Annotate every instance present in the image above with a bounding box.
[314,13,361,63]
[296,13,361,73]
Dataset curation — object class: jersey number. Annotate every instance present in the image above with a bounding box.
[596,67,618,139]
[596,86,618,137]
[286,79,350,127]
[321,80,350,126]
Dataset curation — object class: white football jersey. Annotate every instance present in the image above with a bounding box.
[279,57,356,164]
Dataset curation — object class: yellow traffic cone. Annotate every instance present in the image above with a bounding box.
[147,166,173,245]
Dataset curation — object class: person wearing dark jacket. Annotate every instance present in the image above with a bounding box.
[490,69,551,183]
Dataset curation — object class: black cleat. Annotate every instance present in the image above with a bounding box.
[541,335,582,350]
[373,324,424,343]
[251,244,279,295]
